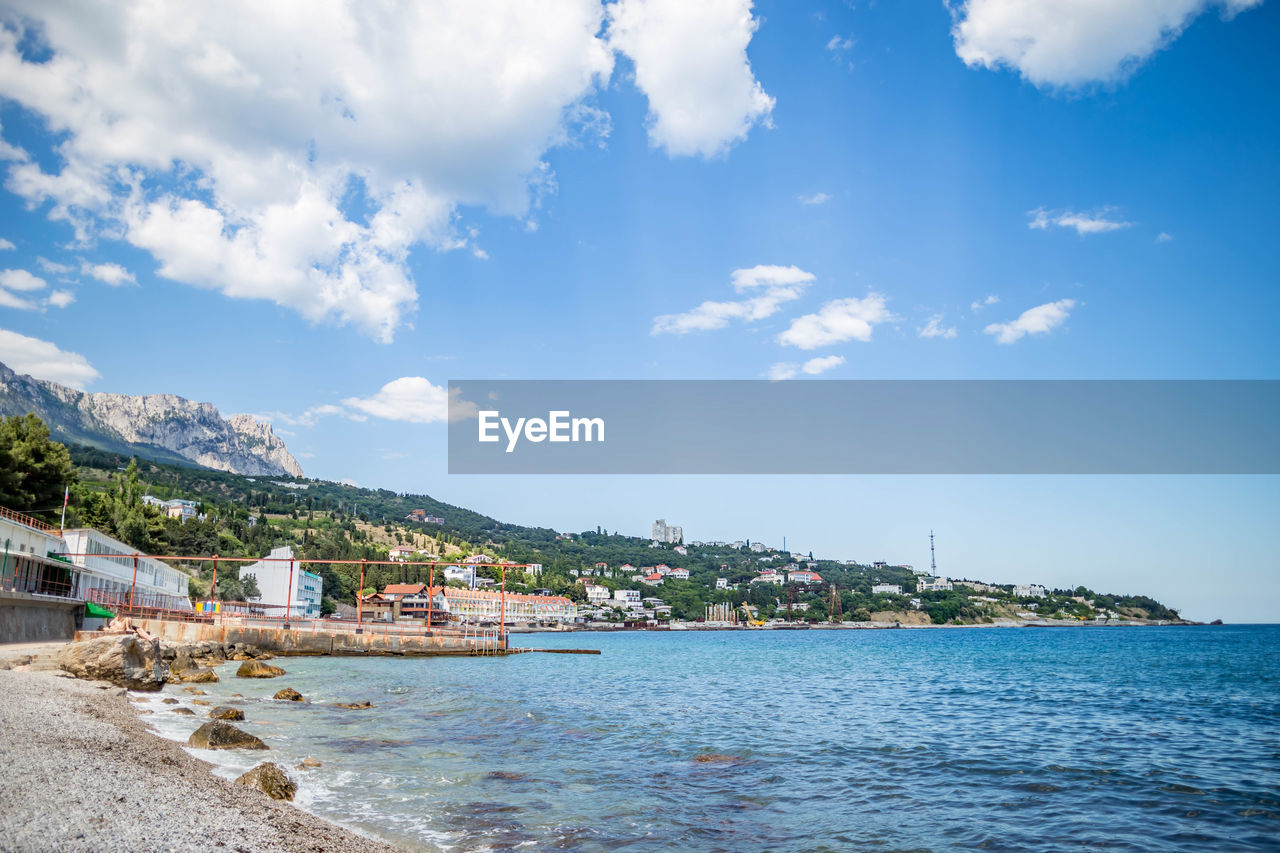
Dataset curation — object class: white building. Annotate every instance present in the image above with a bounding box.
[872,583,902,595]
[788,570,823,585]
[917,577,953,592]
[667,567,690,580]
[1,511,80,601]
[750,542,766,553]
[526,563,543,577]
[613,589,641,605]
[715,577,729,590]
[1014,584,1047,598]
[753,569,786,585]
[651,519,683,544]
[443,565,476,587]
[584,584,610,604]
[239,546,322,617]
[60,527,192,610]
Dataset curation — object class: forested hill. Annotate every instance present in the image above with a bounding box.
[62,443,1184,624]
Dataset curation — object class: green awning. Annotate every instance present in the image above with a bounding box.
[84,601,115,619]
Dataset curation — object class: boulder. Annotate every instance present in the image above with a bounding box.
[334,701,373,710]
[187,721,268,751]
[273,688,304,702]
[172,707,195,716]
[235,763,296,800]
[236,660,286,679]
[161,698,179,705]
[191,699,212,706]
[57,636,168,691]
[181,686,207,695]
[179,667,220,683]
[296,757,322,770]
[209,706,245,721]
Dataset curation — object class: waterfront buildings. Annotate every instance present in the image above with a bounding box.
[917,577,954,592]
[1014,584,1048,598]
[61,527,192,610]
[585,584,610,604]
[788,570,823,585]
[754,569,786,584]
[651,519,683,544]
[613,589,641,605]
[239,545,322,617]
[872,583,902,594]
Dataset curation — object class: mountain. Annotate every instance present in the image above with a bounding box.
[0,361,303,477]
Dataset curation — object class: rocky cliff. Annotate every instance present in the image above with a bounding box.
[0,361,304,477]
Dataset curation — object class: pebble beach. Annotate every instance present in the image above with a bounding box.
[0,658,398,853]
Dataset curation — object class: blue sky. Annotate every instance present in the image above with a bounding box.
[0,1,1276,620]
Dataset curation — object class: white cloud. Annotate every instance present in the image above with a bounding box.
[983,298,1077,344]
[1156,231,1174,243]
[36,257,74,275]
[0,328,100,388]
[777,292,894,350]
[608,0,774,157]
[802,354,844,375]
[0,269,46,292]
[766,362,798,381]
[918,315,958,339]
[798,192,831,206]
[81,262,135,286]
[47,289,76,308]
[826,35,854,52]
[0,1,620,342]
[951,0,1262,88]
[1028,207,1132,235]
[653,264,815,335]
[970,294,1000,312]
[0,268,46,310]
[0,238,14,250]
[341,376,449,424]
[767,354,845,380]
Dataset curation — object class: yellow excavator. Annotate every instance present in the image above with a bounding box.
[739,602,766,627]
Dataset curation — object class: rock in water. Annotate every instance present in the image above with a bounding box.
[181,686,207,695]
[178,667,220,683]
[172,707,195,716]
[334,701,373,710]
[235,763,297,801]
[161,698,178,704]
[296,757,322,770]
[236,660,286,679]
[187,721,268,750]
[273,688,304,702]
[57,636,168,691]
[208,706,245,721]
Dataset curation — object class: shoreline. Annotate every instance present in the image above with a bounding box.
[0,658,405,853]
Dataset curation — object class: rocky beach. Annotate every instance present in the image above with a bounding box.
[0,642,398,853]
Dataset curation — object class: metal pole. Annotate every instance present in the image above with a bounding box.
[285,558,295,629]
[357,558,365,634]
[130,554,139,609]
[426,563,433,634]
[500,565,506,646]
[210,554,218,617]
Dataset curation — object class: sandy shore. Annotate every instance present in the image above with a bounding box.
[0,662,401,853]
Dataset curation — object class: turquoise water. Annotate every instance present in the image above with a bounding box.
[143,626,1280,851]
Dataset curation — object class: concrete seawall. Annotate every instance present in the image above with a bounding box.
[1,592,80,644]
[74,618,502,656]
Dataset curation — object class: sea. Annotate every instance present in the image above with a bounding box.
[139,625,1280,852]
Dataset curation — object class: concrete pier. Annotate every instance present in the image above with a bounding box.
[74,618,504,657]
[0,592,81,644]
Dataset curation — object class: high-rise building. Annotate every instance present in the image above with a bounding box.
[651,519,683,544]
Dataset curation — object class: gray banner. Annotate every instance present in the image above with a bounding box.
[447,380,1280,474]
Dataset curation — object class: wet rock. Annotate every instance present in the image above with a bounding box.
[296,757,322,770]
[57,636,168,691]
[273,688,304,702]
[161,698,179,705]
[187,721,268,751]
[172,707,195,716]
[191,699,212,706]
[236,660,286,679]
[235,762,296,800]
[693,753,741,764]
[178,667,220,684]
[181,686,207,695]
[487,771,527,781]
[333,701,373,710]
[209,706,245,721]
[138,709,153,715]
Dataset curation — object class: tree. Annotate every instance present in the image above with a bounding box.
[0,413,76,521]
